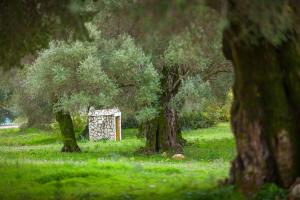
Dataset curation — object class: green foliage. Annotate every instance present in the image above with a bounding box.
[181,111,217,129]
[25,33,160,124]
[219,90,233,122]
[164,32,209,70]
[209,73,233,103]
[254,184,287,200]
[175,77,231,129]
[12,69,53,128]
[0,123,242,200]
[180,103,222,129]
[119,110,139,129]
[173,76,212,112]
[72,114,88,134]
[50,114,87,136]
[104,35,161,122]
[88,2,232,127]
[26,40,118,114]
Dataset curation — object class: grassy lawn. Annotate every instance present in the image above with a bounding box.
[0,123,246,200]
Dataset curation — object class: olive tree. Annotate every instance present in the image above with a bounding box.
[25,33,160,152]
[89,1,232,153]
[25,41,117,151]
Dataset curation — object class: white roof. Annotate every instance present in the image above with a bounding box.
[88,107,120,116]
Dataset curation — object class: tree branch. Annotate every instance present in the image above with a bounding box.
[202,68,232,81]
[119,83,135,88]
[171,69,190,92]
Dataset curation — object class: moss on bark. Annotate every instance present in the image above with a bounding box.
[55,110,81,152]
[223,22,300,194]
[144,108,184,153]
[144,66,185,153]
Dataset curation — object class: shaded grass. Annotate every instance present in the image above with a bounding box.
[0,123,246,200]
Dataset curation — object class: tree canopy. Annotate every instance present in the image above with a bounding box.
[24,30,160,151]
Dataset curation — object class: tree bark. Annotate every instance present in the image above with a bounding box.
[144,66,185,153]
[223,17,300,194]
[55,110,81,152]
[144,106,183,153]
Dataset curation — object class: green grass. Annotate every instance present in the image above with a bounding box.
[0,123,246,200]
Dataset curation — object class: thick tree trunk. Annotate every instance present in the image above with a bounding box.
[144,66,184,153]
[55,110,81,152]
[145,106,183,153]
[223,24,300,193]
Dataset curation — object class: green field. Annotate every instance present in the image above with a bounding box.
[0,123,267,200]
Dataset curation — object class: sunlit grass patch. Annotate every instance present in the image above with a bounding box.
[0,123,245,200]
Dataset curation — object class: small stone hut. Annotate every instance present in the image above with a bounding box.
[88,107,121,141]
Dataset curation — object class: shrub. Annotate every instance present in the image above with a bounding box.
[72,114,87,133]
[254,184,287,200]
[219,90,233,122]
[49,114,87,134]
[180,111,218,130]
[122,114,139,129]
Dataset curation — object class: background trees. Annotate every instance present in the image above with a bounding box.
[25,33,160,152]
[2,0,300,197]
[0,0,233,154]
[25,41,118,151]
[89,1,232,153]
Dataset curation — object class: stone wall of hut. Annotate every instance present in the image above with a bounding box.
[89,115,115,141]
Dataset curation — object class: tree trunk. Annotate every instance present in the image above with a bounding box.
[144,106,183,153]
[55,110,81,152]
[223,23,300,194]
[144,66,184,153]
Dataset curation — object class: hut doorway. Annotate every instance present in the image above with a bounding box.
[115,116,121,141]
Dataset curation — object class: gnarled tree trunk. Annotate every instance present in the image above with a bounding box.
[144,66,185,153]
[144,106,183,153]
[55,110,81,152]
[223,14,300,194]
